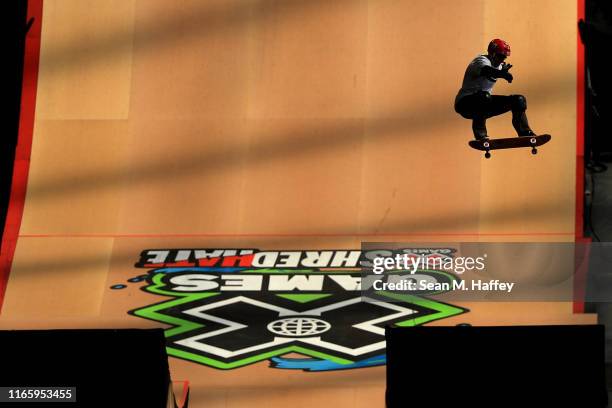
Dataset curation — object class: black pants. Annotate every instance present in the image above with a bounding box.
[455,91,531,139]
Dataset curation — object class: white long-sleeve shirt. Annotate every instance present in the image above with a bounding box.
[455,55,503,104]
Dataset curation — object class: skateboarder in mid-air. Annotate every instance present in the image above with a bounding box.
[455,38,536,141]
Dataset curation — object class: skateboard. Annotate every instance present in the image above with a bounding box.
[468,134,551,159]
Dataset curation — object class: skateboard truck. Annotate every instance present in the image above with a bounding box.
[483,141,491,159]
[529,137,537,155]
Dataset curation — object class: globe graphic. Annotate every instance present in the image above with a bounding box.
[267,317,331,337]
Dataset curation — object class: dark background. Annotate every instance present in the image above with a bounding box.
[584,0,612,165]
[0,1,28,253]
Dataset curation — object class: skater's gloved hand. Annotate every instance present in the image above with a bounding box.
[481,65,512,82]
[501,63,513,82]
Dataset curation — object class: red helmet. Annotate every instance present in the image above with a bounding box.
[487,39,511,56]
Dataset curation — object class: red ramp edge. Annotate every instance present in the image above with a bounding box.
[574,0,586,314]
[0,0,43,313]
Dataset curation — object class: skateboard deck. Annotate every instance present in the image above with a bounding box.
[469,134,551,158]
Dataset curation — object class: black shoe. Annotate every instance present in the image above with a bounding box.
[518,130,536,137]
[475,135,489,142]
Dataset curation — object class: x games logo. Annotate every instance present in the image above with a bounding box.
[128,249,467,371]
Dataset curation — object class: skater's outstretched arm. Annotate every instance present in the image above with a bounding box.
[480,64,513,83]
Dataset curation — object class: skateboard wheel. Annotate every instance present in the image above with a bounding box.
[485,152,491,159]
[483,142,490,148]
[531,148,537,155]
[530,138,537,144]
